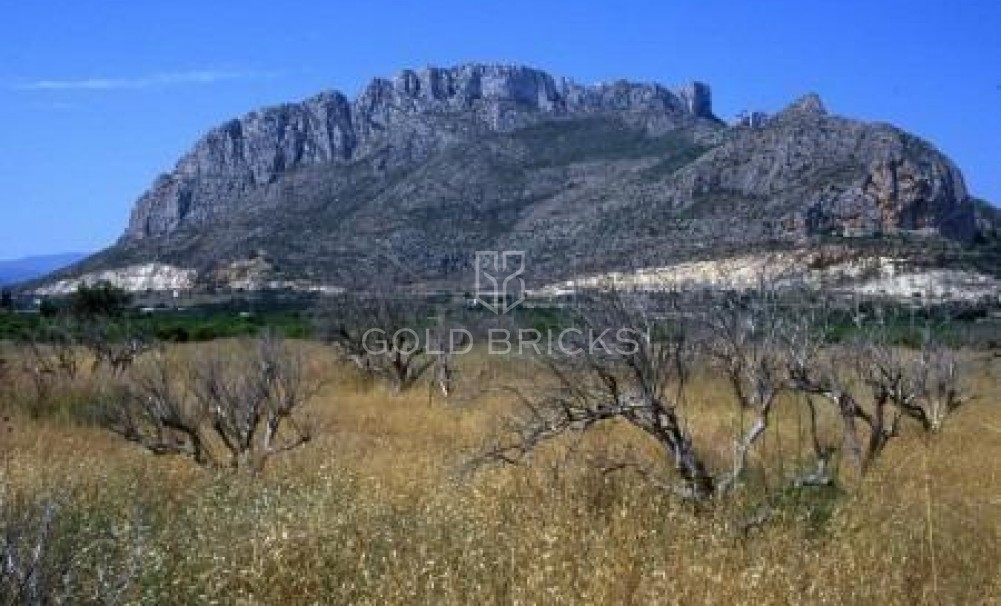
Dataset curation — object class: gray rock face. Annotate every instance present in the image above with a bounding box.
[778,93,827,118]
[68,64,981,294]
[679,82,714,120]
[126,64,715,239]
[663,95,975,241]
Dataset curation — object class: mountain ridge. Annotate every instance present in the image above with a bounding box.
[36,63,989,295]
[125,64,718,241]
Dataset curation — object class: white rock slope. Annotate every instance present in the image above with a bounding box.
[33,263,197,295]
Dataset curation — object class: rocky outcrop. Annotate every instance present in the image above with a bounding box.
[33,263,196,295]
[126,64,717,240]
[663,95,976,242]
[537,251,1001,303]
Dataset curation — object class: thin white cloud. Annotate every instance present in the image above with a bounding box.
[12,69,278,91]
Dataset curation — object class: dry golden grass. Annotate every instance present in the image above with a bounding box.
[2,343,1000,604]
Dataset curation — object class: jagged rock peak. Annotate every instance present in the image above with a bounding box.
[125,63,717,240]
[354,63,716,119]
[780,93,827,117]
[233,64,722,130]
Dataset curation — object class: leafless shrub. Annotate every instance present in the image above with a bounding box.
[474,290,715,499]
[784,304,966,473]
[17,322,82,403]
[101,349,209,465]
[100,331,316,472]
[82,320,154,376]
[317,293,462,397]
[911,338,965,431]
[191,331,315,469]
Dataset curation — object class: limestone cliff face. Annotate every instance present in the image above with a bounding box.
[126,64,716,240]
[59,63,982,294]
[665,94,975,241]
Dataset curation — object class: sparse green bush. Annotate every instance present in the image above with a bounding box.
[68,281,131,319]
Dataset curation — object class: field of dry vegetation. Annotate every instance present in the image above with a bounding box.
[2,333,1001,604]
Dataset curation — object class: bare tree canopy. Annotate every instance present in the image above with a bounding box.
[315,292,464,397]
[475,290,715,498]
[99,331,316,472]
[787,305,967,472]
[473,286,968,503]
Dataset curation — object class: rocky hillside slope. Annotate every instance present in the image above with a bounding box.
[43,63,983,294]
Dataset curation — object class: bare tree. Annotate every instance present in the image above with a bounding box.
[473,287,968,504]
[912,338,966,431]
[317,293,446,395]
[190,331,314,470]
[427,319,470,400]
[101,349,210,465]
[702,289,793,493]
[100,332,316,472]
[17,321,83,405]
[432,339,456,399]
[82,320,154,376]
[785,303,902,473]
[785,305,967,473]
[474,291,715,499]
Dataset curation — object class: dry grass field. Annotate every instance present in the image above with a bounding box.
[2,341,1001,604]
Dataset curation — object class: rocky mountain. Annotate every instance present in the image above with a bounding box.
[41,63,987,295]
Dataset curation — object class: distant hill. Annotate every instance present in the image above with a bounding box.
[0,253,87,287]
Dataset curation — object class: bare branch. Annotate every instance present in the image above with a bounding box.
[316,293,438,395]
[99,332,316,472]
[473,289,714,499]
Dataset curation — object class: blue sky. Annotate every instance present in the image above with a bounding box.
[0,0,998,259]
